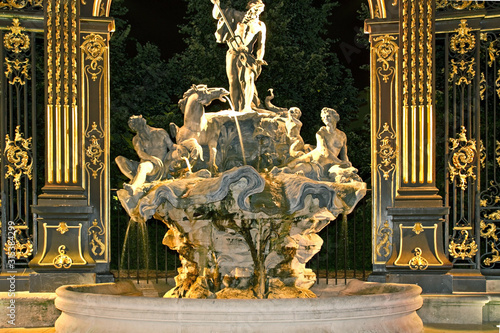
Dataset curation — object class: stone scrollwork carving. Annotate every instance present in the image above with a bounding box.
[114,3,367,299]
[4,125,33,190]
[448,126,476,191]
[81,33,107,81]
[376,220,393,258]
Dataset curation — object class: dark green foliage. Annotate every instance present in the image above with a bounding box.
[165,0,360,143]
[109,0,182,188]
[108,0,372,276]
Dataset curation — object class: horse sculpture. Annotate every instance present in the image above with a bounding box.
[170,85,230,173]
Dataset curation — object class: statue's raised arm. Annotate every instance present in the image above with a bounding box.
[211,0,267,112]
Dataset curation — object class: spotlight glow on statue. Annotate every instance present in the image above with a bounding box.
[211,0,267,112]
[115,0,366,300]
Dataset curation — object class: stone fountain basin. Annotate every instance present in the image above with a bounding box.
[54,279,423,333]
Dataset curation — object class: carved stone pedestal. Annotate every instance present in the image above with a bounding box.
[385,206,453,293]
[29,189,96,291]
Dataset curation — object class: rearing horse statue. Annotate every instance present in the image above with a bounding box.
[170,84,230,173]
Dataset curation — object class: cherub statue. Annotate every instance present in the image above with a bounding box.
[115,115,173,194]
[211,0,267,112]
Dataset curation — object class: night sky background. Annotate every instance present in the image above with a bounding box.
[121,0,370,89]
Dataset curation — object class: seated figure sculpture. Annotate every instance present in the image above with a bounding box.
[280,107,359,182]
[115,115,173,194]
[115,1,366,299]
[285,107,309,158]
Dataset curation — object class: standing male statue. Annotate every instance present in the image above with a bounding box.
[211,0,267,112]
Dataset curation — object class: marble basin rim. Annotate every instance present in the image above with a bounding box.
[54,279,424,333]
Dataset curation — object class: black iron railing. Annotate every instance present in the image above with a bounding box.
[110,188,372,286]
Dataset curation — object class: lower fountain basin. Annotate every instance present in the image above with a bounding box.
[54,279,423,333]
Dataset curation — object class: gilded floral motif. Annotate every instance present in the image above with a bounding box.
[376,220,393,258]
[409,248,428,270]
[377,123,397,181]
[448,126,476,191]
[3,19,30,54]
[449,229,478,260]
[3,229,33,259]
[85,122,104,179]
[81,34,107,81]
[373,35,398,83]
[0,0,42,9]
[436,0,484,11]
[53,245,73,269]
[412,223,424,235]
[4,126,33,190]
[88,220,106,256]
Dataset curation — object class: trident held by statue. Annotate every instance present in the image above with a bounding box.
[211,0,244,51]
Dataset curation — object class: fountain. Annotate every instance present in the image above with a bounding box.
[54,1,424,331]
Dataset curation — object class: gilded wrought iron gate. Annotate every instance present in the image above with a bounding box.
[0,7,44,271]
[436,1,500,273]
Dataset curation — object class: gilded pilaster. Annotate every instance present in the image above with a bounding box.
[371,34,399,271]
[81,31,110,265]
[30,0,114,282]
[385,0,452,278]
[45,0,80,186]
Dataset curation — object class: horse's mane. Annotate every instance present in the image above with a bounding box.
[178,84,209,114]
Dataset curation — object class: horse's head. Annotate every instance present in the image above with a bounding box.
[196,85,230,106]
[179,85,230,113]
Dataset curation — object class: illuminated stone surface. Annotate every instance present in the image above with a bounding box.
[54,280,424,333]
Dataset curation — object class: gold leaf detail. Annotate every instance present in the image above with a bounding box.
[449,230,478,260]
[376,220,393,258]
[484,244,500,266]
[480,220,498,241]
[373,35,398,83]
[53,245,73,269]
[88,219,105,256]
[0,0,42,9]
[450,20,475,55]
[448,126,476,191]
[85,122,104,179]
[81,34,107,81]
[56,222,69,235]
[412,223,424,235]
[4,126,33,190]
[409,248,428,270]
[3,228,33,260]
[4,19,30,54]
